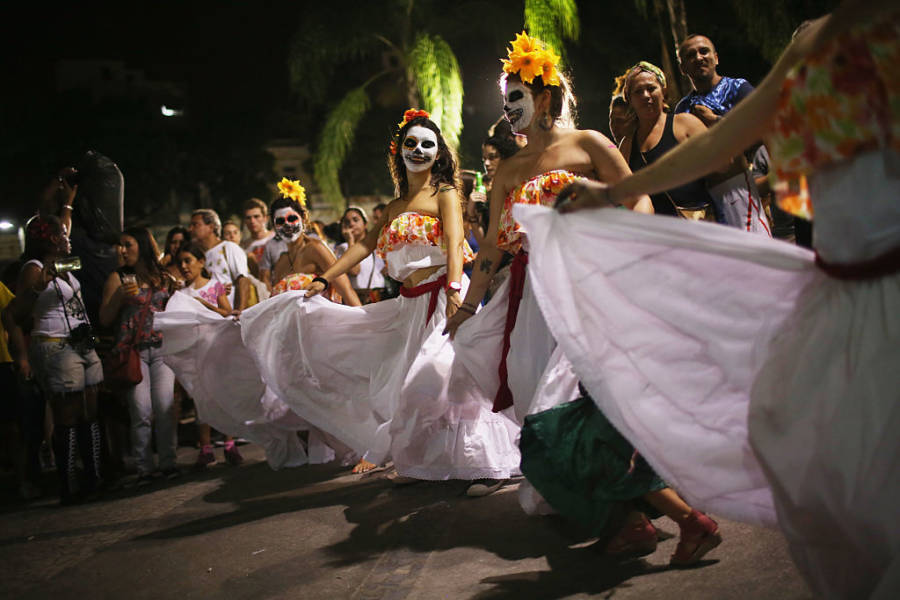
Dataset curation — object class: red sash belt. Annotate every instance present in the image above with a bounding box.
[815,244,900,280]
[493,250,528,413]
[399,273,447,325]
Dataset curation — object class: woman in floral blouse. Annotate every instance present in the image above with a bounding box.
[100,227,178,484]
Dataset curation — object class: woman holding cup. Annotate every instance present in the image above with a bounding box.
[100,228,178,484]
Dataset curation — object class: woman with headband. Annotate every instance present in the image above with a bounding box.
[411,36,721,558]
[617,61,716,220]
[241,110,520,482]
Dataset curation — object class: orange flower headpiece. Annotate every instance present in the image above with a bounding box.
[390,108,431,155]
[501,31,560,86]
[276,177,307,207]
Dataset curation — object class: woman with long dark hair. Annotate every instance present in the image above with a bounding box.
[5,215,104,503]
[99,227,178,484]
[241,110,520,481]
[334,206,387,304]
[160,226,189,286]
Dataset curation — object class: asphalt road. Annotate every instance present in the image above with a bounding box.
[0,444,811,599]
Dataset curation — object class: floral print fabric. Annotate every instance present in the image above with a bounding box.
[376,212,474,263]
[769,11,900,219]
[498,170,587,253]
[272,273,315,296]
[115,286,170,351]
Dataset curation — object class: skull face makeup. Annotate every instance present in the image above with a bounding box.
[401,125,438,173]
[273,207,303,242]
[503,80,535,133]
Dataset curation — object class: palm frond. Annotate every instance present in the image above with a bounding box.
[287,6,391,106]
[408,34,464,151]
[729,0,794,64]
[524,0,581,64]
[433,35,464,150]
[409,33,441,123]
[313,87,371,211]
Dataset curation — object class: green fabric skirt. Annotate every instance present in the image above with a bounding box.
[520,395,666,536]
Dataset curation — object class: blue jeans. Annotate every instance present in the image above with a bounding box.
[126,347,177,474]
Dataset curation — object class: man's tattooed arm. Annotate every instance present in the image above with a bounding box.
[478,258,494,274]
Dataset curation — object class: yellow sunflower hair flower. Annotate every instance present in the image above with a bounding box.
[277,177,307,207]
[501,31,560,87]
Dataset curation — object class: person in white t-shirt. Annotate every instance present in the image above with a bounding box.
[189,209,250,311]
[240,198,275,280]
[334,207,386,304]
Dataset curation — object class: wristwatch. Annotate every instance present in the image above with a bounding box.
[446,281,462,293]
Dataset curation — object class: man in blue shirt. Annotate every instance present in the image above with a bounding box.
[673,35,770,235]
[675,35,755,125]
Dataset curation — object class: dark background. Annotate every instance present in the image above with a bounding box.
[0,0,836,226]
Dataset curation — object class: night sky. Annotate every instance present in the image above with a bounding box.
[0,0,835,224]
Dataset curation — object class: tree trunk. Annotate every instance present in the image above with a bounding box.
[664,0,692,101]
[652,0,682,102]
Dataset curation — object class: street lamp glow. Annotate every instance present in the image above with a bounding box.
[0,220,14,231]
[160,105,183,117]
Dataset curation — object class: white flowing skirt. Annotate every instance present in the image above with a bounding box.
[154,293,313,469]
[516,204,900,597]
[240,271,521,481]
[432,274,580,426]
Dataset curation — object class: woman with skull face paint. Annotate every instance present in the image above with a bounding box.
[268,190,359,304]
[427,34,722,547]
[241,110,520,482]
[414,32,652,499]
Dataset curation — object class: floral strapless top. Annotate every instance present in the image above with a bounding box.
[272,272,315,296]
[498,170,587,253]
[376,212,474,281]
[376,212,474,260]
[768,11,900,219]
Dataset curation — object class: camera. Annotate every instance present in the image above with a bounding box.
[69,323,98,354]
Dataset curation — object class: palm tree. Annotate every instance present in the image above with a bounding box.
[290,0,581,211]
[288,0,462,210]
[633,0,690,102]
[524,0,580,65]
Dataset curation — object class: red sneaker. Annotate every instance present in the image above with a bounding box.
[605,513,658,558]
[670,510,722,566]
[224,445,243,466]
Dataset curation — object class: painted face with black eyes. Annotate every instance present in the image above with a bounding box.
[503,81,535,133]
[273,207,303,242]
[401,126,438,173]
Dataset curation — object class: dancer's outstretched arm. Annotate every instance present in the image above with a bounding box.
[443,162,509,338]
[306,219,382,298]
[308,238,361,306]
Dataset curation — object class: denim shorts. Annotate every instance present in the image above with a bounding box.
[29,338,104,393]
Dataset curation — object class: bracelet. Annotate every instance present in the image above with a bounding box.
[457,304,476,315]
[312,276,329,290]
[62,204,74,211]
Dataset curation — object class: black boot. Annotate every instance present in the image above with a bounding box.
[77,421,103,498]
[53,427,80,505]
